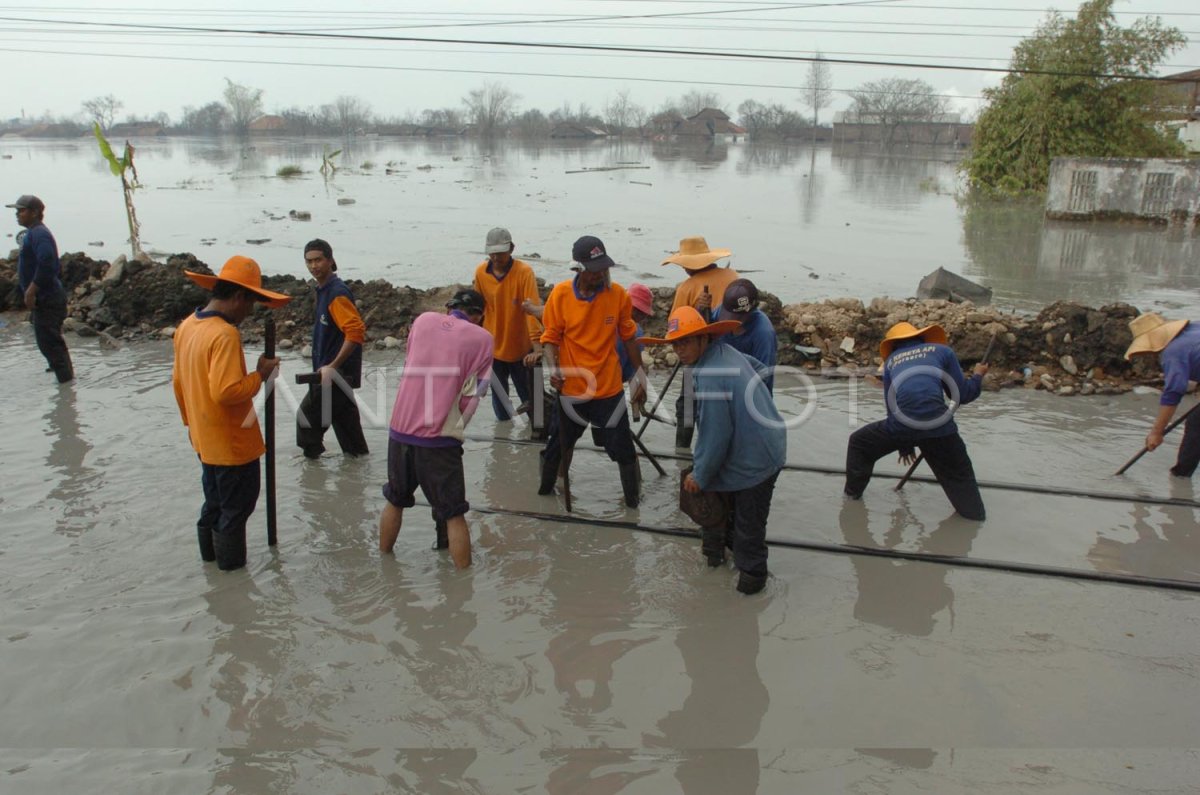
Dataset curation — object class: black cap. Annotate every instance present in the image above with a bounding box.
[303,238,336,272]
[6,194,44,212]
[717,278,760,322]
[570,235,615,272]
[446,288,485,315]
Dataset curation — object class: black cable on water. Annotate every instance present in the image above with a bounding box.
[465,433,1200,510]
[455,502,1200,595]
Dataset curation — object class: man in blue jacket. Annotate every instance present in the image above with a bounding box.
[641,306,787,595]
[1124,312,1200,477]
[9,194,73,383]
[716,278,777,393]
[844,322,989,520]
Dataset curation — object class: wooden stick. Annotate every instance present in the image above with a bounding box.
[264,317,278,547]
[895,333,998,492]
[1115,400,1200,476]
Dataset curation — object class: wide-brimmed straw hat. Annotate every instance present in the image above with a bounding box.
[879,321,947,358]
[638,306,741,345]
[660,236,732,271]
[1124,313,1188,359]
[185,255,291,308]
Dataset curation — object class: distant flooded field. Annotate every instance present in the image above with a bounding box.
[2,136,1197,314]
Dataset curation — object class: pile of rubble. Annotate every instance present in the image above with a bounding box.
[0,252,1166,395]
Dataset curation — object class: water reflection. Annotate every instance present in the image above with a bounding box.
[840,500,979,637]
[832,145,957,209]
[646,584,768,792]
[543,537,652,722]
[1088,498,1200,582]
[545,749,655,795]
[961,198,1200,312]
[44,385,99,536]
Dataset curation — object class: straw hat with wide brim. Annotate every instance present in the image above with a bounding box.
[660,236,733,271]
[1124,313,1188,359]
[638,306,741,345]
[185,255,291,309]
[879,321,947,359]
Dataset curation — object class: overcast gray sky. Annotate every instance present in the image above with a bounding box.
[2,1,1198,123]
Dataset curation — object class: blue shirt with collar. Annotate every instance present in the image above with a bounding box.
[1158,322,1200,407]
[882,338,982,438]
[17,223,64,297]
[719,309,777,392]
[691,341,787,492]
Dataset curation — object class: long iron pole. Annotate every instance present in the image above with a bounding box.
[1114,400,1200,476]
[264,317,278,546]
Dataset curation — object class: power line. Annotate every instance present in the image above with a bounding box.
[0,14,1189,82]
[0,45,986,101]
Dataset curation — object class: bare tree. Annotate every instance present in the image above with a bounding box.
[82,94,123,130]
[678,90,723,117]
[604,89,645,135]
[179,102,229,134]
[462,82,519,136]
[847,77,950,148]
[327,95,372,136]
[800,53,833,127]
[223,78,264,135]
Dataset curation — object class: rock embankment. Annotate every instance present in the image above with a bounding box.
[0,252,1163,395]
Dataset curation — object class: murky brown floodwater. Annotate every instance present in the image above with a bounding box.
[3,136,1198,317]
[1,320,1198,793]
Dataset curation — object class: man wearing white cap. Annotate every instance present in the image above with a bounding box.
[1125,313,1200,477]
[472,227,543,422]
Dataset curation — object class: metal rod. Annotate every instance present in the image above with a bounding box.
[264,317,278,547]
[637,362,681,441]
[1115,400,1200,476]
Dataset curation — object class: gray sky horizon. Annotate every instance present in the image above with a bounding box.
[2,1,1198,125]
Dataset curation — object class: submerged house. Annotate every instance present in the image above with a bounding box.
[649,108,745,141]
[1045,157,1200,226]
[248,114,289,134]
[550,122,607,139]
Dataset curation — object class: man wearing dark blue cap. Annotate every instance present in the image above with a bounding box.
[9,194,73,383]
[716,278,777,393]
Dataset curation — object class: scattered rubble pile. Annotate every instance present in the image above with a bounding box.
[0,252,1166,395]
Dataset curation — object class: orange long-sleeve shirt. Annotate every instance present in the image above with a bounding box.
[473,258,542,362]
[172,310,265,466]
[540,278,636,400]
[670,266,741,314]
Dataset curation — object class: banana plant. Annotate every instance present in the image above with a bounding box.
[319,145,342,178]
[93,122,144,258]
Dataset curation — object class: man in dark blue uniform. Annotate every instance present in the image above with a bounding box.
[296,238,369,459]
[844,322,989,520]
[716,278,777,393]
[9,194,73,383]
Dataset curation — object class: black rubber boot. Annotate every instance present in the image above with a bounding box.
[700,523,726,567]
[213,527,247,572]
[619,462,640,508]
[197,525,216,563]
[736,570,768,595]
[432,518,449,550]
[538,450,559,495]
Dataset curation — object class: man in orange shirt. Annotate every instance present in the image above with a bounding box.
[472,227,543,422]
[173,255,290,571]
[539,235,647,508]
[662,235,741,448]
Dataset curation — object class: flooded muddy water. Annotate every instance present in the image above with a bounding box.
[1,323,1199,793]
[3,136,1198,317]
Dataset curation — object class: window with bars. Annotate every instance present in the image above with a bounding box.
[1067,170,1098,212]
[1140,172,1175,216]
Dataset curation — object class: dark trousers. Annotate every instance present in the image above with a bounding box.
[32,292,73,382]
[844,420,986,521]
[198,460,261,571]
[541,391,636,477]
[296,381,369,457]
[723,471,780,577]
[490,357,533,421]
[674,369,696,447]
[1171,408,1200,477]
